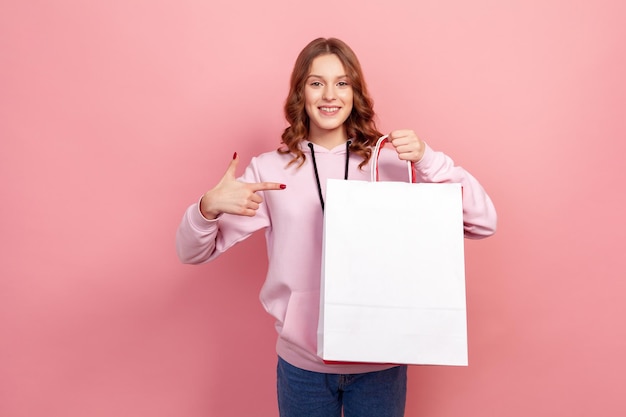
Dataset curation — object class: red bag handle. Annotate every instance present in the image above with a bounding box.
[371,135,416,183]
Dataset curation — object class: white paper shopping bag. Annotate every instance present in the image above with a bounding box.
[317,136,467,366]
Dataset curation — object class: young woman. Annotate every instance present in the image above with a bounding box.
[176,37,497,417]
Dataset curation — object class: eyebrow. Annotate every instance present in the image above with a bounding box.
[306,74,349,80]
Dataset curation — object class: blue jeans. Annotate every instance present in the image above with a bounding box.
[277,357,407,417]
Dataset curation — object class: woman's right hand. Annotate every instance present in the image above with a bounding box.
[200,153,286,220]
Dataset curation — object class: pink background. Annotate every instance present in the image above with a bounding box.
[2,1,625,416]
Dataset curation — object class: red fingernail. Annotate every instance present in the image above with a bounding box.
[233,152,237,159]
[280,184,286,189]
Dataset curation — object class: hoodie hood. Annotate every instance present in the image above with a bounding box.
[299,139,352,155]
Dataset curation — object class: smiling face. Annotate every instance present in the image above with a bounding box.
[304,54,354,147]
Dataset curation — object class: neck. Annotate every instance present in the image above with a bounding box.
[308,128,348,150]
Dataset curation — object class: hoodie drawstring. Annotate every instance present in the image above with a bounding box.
[307,141,351,212]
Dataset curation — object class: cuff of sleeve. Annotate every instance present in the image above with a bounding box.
[187,197,220,231]
[413,143,434,171]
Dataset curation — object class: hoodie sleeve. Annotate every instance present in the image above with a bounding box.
[175,157,271,264]
[414,144,497,239]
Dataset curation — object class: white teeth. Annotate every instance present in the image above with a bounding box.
[320,107,339,112]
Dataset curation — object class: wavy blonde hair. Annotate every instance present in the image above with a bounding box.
[279,38,382,168]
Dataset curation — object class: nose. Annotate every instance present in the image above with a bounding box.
[322,84,336,101]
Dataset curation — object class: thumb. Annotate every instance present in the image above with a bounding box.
[223,152,239,179]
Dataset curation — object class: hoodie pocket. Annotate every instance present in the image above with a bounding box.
[280,290,320,354]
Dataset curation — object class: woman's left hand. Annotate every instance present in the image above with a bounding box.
[388,130,425,163]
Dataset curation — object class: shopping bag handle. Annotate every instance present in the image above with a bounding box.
[371,135,416,183]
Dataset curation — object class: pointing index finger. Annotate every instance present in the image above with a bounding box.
[249,182,287,192]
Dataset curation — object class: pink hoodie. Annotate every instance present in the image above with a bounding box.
[176,140,497,374]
